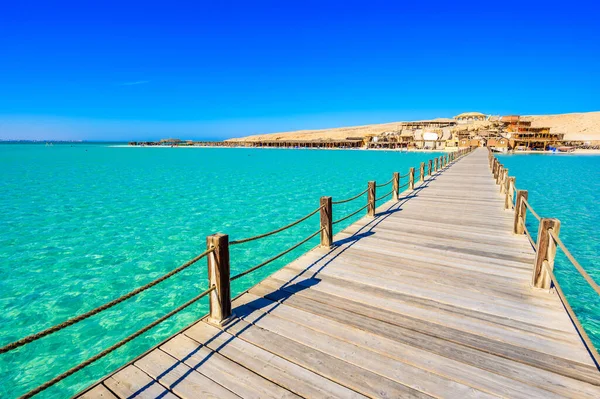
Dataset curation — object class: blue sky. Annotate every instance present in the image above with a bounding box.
[1,1,598,141]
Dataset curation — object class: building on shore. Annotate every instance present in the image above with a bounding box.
[129,114,566,151]
[500,116,564,150]
[454,112,488,123]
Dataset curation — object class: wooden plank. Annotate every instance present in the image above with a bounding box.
[231,294,496,398]
[79,385,118,399]
[104,365,180,399]
[249,282,600,397]
[254,278,600,385]
[251,276,586,359]
[208,319,433,398]
[184,322,367,399]
[134,348,241,398]
[159,334,300,399]
[234,292,576,399]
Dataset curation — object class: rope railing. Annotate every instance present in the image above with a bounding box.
[332,204,369,225]
[376,190,393,202]
[524,226,537,250]
[0,248,215,355]
[522,199,542,222]
[20,286,215,399]
[549,230,600,296]
[231,228,323,281]
[332,188,369,205]
[542,262,600,365]
[375,177,393,188]
[488,148,600,364]
[230,205,323,245]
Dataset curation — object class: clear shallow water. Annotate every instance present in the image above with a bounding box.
[498,153,600,349]
[0,144,439,398]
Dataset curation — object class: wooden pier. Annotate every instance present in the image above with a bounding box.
[72,148,599,399]
[5,148,599,398]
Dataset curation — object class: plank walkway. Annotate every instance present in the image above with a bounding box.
[78,148,600,399]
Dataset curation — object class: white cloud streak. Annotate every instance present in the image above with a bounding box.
[119,80,149,86]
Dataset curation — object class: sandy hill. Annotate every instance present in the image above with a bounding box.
[227,111,600,142]
[527,112,600,141]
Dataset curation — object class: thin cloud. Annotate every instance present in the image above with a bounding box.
[119,80,149,86]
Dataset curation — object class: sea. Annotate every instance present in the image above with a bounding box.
[0,143,442,398]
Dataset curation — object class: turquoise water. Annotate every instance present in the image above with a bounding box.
[0,144,439,398]
[498,153,600,349]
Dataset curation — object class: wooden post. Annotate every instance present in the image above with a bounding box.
[513,190,528,234]
[439,156,443,169]
[320,196,332,248]
[532,218,561,289]
[496,166,503,184]
[420,162,425,182]
[409,167,415,190]
[504,177,515,209]
[434,158,438,172]
[207,233,232,326]
[500,169,508,192]
[428,160,432,176]
[392,172,399,201]
[367,181,376,217]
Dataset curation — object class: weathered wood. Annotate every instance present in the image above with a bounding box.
[206,233,232,325]
[533,218,561,289]
[420,162,425,182]
[79,385,117,399]
[505,177,516,209]
[367,181,375,217]
[434,158,438,172]
[500,169,508,193]
[392,172,399,201]
[319,196,332,248]
[135,349,240,398]
[496,165,504,184]
[409,167,415,190]
[428,160,432,176]
[186,323,365,398]
[104,365,179,399]
[514,190,528,234]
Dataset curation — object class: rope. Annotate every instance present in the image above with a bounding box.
[549,230,600,296]
[522,199,542,221]
[0,248,214,355]
[376,190,393,202]
[398,182,410,189]
[19,286,215,399]
[332,188,369,205]
[375,177,393,188]
[524,226,537,250]
[231,228,323,281]
[542,263,600,366]
[399,172,411,178]
[332,204,369,225]
[230,206,323,245]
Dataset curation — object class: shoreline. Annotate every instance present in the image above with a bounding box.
[111,145,600,154]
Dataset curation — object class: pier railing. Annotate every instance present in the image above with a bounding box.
[1,148,471,398]
[488,149,600,364]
